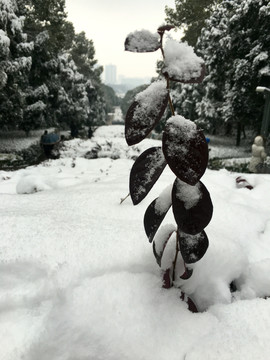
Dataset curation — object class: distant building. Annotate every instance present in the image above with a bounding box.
[105,64,117,85]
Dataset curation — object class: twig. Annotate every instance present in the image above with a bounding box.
[120,193,130,204]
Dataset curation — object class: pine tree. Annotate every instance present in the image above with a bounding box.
[165,0,222,46]
[55,52,90,136]
[22,0,75,130]
[196,0,270,143]
[70,32,106,134]
[0,0,32,131]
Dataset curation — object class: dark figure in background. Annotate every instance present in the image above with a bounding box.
[40,130,48,145]
[40,130,60,159]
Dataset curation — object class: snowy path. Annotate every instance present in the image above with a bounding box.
[0,127,270,359]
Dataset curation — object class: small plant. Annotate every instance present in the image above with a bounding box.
[124,25,213,312]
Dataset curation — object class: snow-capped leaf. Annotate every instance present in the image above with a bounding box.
[152,226,176,266]
[172,178,213,235]
[178,230,209,264]
[162,39,205,83]
[129,147,167,205]
[125,80,169,145]
[124,30,161,52]
[162,115,208,185]
[144,185,172,242]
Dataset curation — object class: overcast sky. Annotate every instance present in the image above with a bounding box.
[65,0,183,80]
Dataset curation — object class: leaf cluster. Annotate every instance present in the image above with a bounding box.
[124,26,213,311]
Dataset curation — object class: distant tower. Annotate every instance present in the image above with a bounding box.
[105,64,117,84]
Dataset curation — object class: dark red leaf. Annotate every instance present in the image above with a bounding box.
[162,116,208,185]
[129,147,167,205]
[162,269,172,289]
[125,81,169,145]
[124,30,161,52]
[236,176,253,190]
[157,24,175,33]
[180,292,198,313]
[152,228,176,266]
[144,187,172,242]
[180,265,193,279]
[172,178,213,235]
[178,230,209,264]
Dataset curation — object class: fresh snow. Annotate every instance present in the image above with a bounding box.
[125,29,160,52]
[0,125,270,359]
[132,80,167,127]
[163,39,204,81]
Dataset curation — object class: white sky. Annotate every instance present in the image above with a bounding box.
[65,0,183,80]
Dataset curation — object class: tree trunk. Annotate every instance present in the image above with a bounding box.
[236,122,241,146]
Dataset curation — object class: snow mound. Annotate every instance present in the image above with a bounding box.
[16,174,51,194]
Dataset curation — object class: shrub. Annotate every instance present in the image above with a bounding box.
[124,25,213,312]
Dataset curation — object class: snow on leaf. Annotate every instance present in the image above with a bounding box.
[172,179,213,235]
[144,185,172,242]
[124,30,160,52]
[162,115,208,186]
[178,230,209,264]
[125,80,169,145]
[129,147,167,205]
[153,225,177,267]
[162,39,205,83]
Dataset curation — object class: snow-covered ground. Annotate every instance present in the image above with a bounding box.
[0,125,270,360]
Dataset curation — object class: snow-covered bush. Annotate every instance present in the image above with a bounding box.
[124,25,212,311]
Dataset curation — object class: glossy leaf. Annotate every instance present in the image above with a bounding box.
[129,147,167,205]
[178,230,209,264]
[172,178,213,235]
[125,80,169,145]
[152,226,176,266]
[162,116,208,185]
[144,185,172,242]
[124,30,161,52]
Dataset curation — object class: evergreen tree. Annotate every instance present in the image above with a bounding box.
[0,0,32,131]
[196,0,270,144]
[70,31,106,133]
[55,52,90,136]
[22,0,75,130]
[0,0,106,135]
[165,0,222,46]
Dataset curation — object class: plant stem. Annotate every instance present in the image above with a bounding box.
[120,193,130,204]
[172,231,180,282]
[166,78,175,116]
